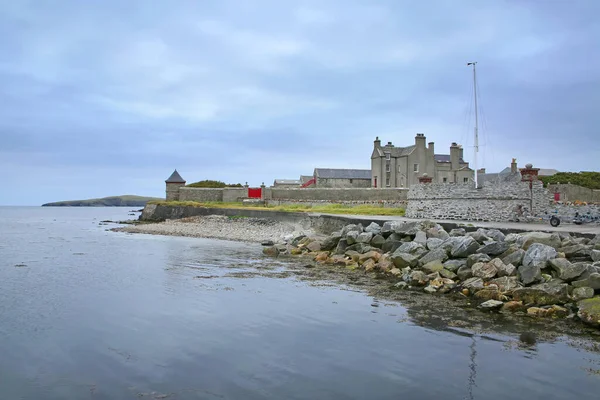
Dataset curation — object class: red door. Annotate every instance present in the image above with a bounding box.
[374,178,378,188]
[248,187,262,199]
[554,192,560,201]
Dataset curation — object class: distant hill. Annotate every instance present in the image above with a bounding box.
[42,195,163,207]
[540,172,600,190]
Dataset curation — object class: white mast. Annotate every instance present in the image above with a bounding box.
[467,61,479,188]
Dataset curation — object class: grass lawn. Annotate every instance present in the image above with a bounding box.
[147,200,405,216]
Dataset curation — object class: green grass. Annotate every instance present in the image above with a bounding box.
[147,200,405,216]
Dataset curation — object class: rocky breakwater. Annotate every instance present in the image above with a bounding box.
[263,220,600,329]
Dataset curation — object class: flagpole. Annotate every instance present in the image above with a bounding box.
[467,62,479,188]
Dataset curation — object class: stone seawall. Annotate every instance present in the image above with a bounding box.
[406,182,551,222]
[267,187,408,201]
[265,199,407,208]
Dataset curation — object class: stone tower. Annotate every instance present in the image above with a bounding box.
[165,170,186,201]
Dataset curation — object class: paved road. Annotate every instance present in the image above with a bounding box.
[310,213,600,236]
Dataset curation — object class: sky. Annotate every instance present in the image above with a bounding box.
[1,0,599,205]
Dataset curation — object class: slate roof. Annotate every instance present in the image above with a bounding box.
[538,168,559,176]
[434,154,467,163]
[314,168,372,179]
[165,169,186,183]
[274,179,301,185]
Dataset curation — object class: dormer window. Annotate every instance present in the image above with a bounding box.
[385,152,391,161]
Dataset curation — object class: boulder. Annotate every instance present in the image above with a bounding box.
[342,224,363,236]
[518,232,562,250]
[450,236,481,258]
[518,263,542,285]
[345,243,373,254]
[457,265,474,281]
[306,241,322,252]
[345,250,361,262]
[422,260,445,274]
[449,228,466,237]
[443,259,467,272]
[548,258,587,281]
[571,273,600,290]
[489,258,516,277]
[591,250,600,262]
[476,241,510,256]
[391,252,419,269]
[572,287,595,301]
[440,269,458,280]
[467,229,490,244]
[424,285,438,294]
[522,243,558,269]
[462,277,485,291]
[334,239,348,255]
[426,225,450,240]
[502,301,525,313]
[409,270,430,286]
[485,229,506,242]
[527,306,569,318]
[531,282,571,303]
[396,241,425,255]
[382,240,402,254]
[377,259,394,272]
[381,221,401,237]
[370,234,386,249]
[577,297,600,328]
[559,244,591,258]
[474,289,504,301]
[501,248,525,267]
[346,231,359,245]
[512,287,560,306]
[472,262,498,280]
[504,233,521,244]
[393,221,421,236]
[467,253,491,268]
[414,231,428,245]
[364,222,382,234]
[490,276,521,292]
[321,234,341,251]
[363,259,377,272]
[426,238,444,250]
[262,246,279,257]
[478,299,504,310]
[356,232,374,244]
[419,248,449,265]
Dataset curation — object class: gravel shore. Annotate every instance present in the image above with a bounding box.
[114,215,313,243]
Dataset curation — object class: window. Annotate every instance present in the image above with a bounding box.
[385,152,391,161]
[386,164,391,172]
[464,177,469,183]
[413,163,419,172]
[443,177,448,183]
[386,173,391,187]
[349,179,353,184]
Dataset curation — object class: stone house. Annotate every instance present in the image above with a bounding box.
[311,168,372,188]
[371,134,473,188]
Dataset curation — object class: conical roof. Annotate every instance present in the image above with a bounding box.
[165,169,186,183]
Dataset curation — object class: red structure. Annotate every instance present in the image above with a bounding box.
[520,163,540,188]
[247,188,262,199]
[418,173,433,184]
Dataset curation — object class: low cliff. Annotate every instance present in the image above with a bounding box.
[43,195,162,207]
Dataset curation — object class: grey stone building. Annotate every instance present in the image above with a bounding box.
[165,169,186,201]
[273,179,302,188]
[371,134,473,188]
[312,168,372,188]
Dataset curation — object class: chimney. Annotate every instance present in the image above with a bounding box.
[386,141,393,147]
[450,142,460,171]
[478,168,486,174]
[458,145,464,161]
[415,133,426,148]
[428,142,434,153]
[374,136,381,147]
[511,158,518,174]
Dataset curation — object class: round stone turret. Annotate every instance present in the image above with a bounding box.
[165,169,186,201]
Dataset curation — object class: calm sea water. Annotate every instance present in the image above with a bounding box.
[1,206,600,400]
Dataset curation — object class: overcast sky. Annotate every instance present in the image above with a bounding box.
[1,0,598,205]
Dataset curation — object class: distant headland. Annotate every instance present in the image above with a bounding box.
[42,195,162,207]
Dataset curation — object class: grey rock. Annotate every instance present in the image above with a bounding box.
[477,241,510,256]
[386,233,404,242]
[450,236,481,258]
[345,243,373,254]
[414,231,428,245]
[478,300,504,310]
[426,238,444,250]
[457,265,474,281]
[393,221,420,236]
[391,252,419,269]
[306,241,322,252]
[485,229,506,242]
[426,225,450,240]
[472,262,498,280]
[370,234,386,249]
[462,277,484,290]
[467,253,491,268]
[334,239,348,255]
[321,235,341,251]
[531,282,571,303]
[381,221,402,237]
[444,259,467,272]
[518,263,542,286]
[422,260,445,274]
[590,234,600,246]
[498,262,517,277]
[577,263,597,280]
[504,233,521,244]
[364,222,382,234]
[577,297,600,328]
[382,240,402,254]
[548,258,587,281]
[449,228,466,237]
[518,232,562,250]
[346,231,359,245]
[559,244,591,258]
[440,269,458,280]
[502,248,525,267]
[522,243,558,269]
[591,250,600,262]
[572,287,594,301]
[419,248,449,265]
[409,270,430,286]
[356,232,374,244]
[423,285,438,294]
[467,229,490,244]
[342,224,363,236]
[394,281,409,290]
[571,273,600,290]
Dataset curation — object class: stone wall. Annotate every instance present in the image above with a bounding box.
[547,183,600,203]
[315,178,372,188]
[406,181,551,222]
[267,188,408,201]
[178,187,224,202]
[266,199,407,208]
